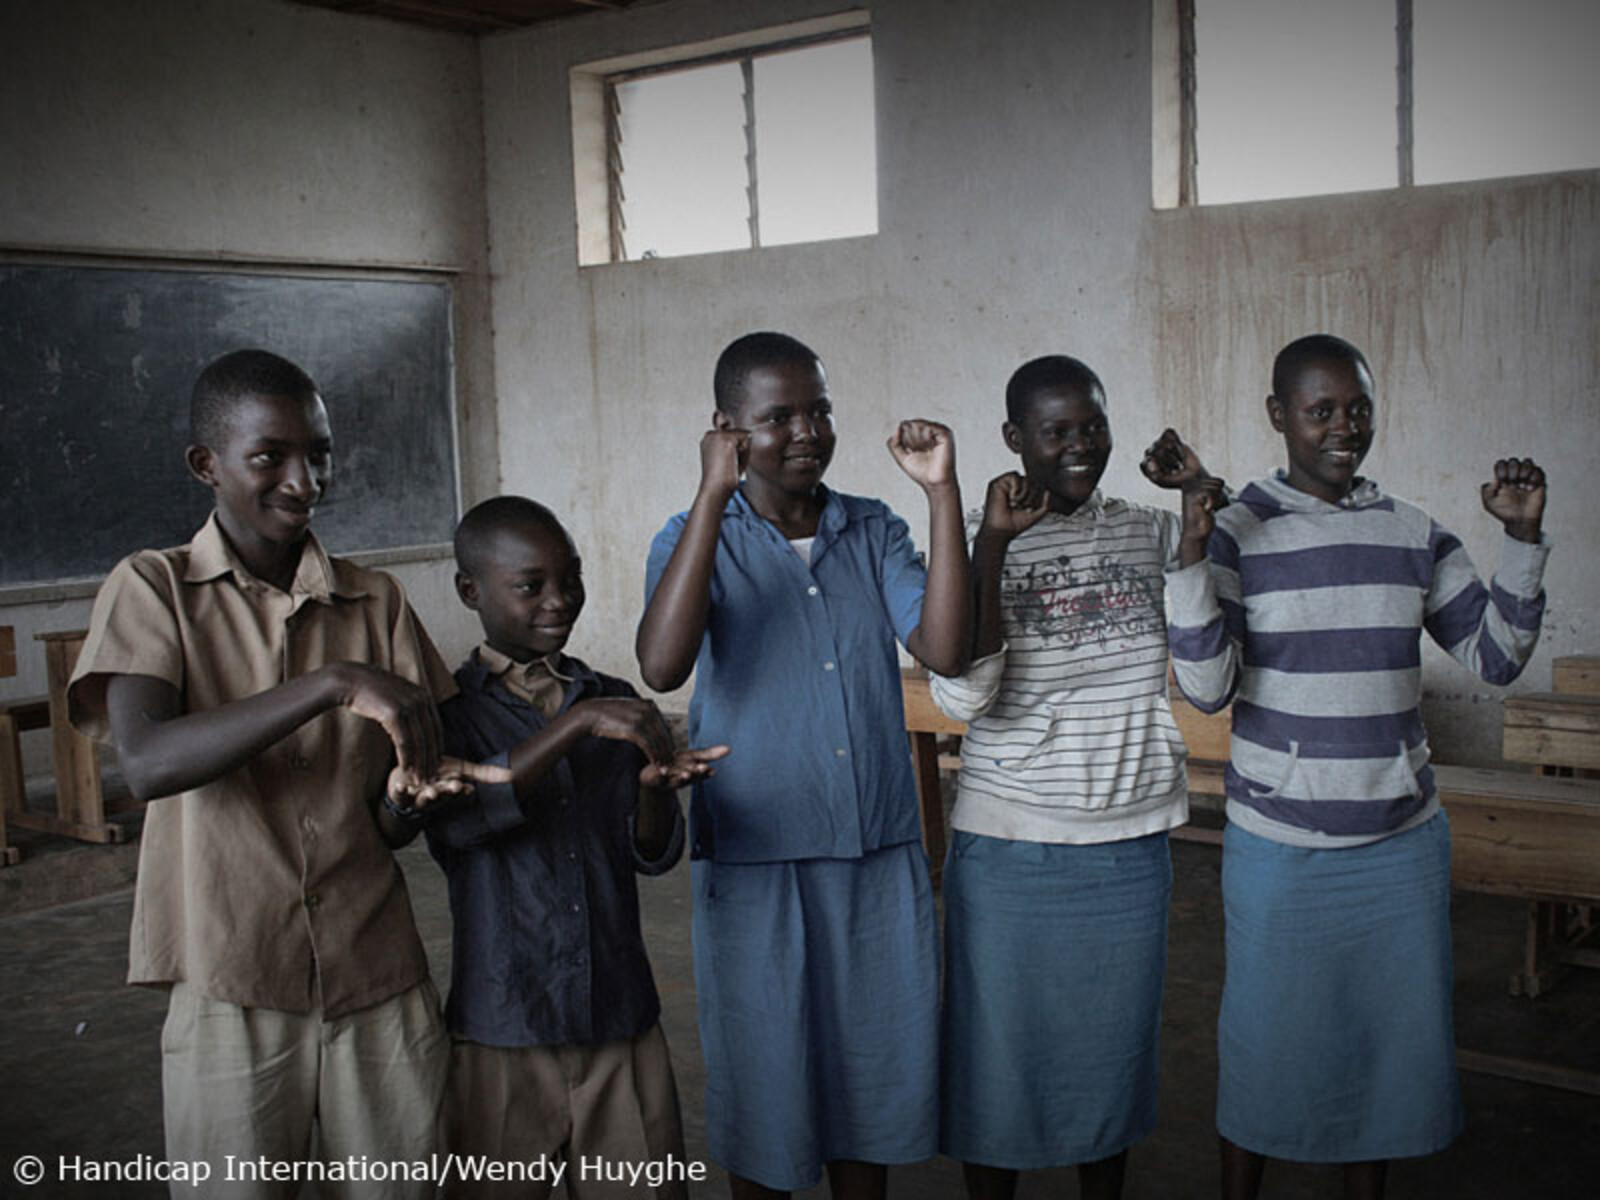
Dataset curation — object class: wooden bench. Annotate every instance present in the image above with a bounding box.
[0,631,127,847]
[0,625,20,865]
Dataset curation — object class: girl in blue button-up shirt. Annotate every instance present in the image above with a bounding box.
[639,332,970,1199]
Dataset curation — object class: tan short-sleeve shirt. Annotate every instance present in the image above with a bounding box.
[69,514,456,1018]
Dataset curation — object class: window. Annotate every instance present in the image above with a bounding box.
[1153,0,1600,207]
[571,16,876,265]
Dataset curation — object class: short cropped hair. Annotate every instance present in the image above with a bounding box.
[1271,334,1371,399]
[1004,355,1106,425]
[190,349,320,448]
[454,495,570,577]
[713,332,821,413]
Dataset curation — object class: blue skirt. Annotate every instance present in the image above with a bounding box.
[1218,813,1464,1161]
[692,842,939,1190]
[941,830,1172,1168]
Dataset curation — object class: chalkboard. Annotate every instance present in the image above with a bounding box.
[0,262,457,589]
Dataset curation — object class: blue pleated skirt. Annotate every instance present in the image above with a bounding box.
[941,830,1172,1168]
[691,842,939,1190]
[1217,812,1463,1161]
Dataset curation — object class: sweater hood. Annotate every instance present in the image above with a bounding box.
[1242,470,1387,516]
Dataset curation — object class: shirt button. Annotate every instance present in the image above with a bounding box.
[567,851,578,862]
[570,902,581,914]
[304,894,320,910]
[834,748,847,758]
[823,661,836,671]
[807,586,819,596]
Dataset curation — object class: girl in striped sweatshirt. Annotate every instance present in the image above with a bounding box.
[931,355,1224,1200]
[1155,333,1549,1200]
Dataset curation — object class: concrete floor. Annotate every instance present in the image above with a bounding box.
[1,818,1596,1199]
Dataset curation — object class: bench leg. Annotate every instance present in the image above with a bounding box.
[1510,901,1597,997]
[0,714,23,865]
[909,730,947,888]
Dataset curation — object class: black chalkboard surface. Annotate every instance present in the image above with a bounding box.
[0,261,457,589]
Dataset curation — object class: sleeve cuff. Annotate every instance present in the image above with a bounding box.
[928,643,1007,723]
[632,800,686,875]
[1498,530,1552,598]
[1162,556,1216,621]
[473,750,526,835]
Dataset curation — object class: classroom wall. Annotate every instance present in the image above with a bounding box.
[481,0,1598,767]
[2,0,1593,781]
[0,0,493,769]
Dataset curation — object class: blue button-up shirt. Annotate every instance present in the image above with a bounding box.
[426,652,684,1047]
[644,486,928,863]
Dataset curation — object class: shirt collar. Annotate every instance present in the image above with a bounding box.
[726,484,847,561]
[182,511,366,604]
[475,642,575,686]
[1041,489,1107,523]
[459,645,597,703]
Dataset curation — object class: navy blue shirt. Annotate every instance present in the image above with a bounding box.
[644,486,928,863]
[426,651,684,1047]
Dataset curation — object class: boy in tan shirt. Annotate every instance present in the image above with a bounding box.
[70,349,500,1198]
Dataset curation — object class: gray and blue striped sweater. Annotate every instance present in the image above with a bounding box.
[1164,472,1549,848]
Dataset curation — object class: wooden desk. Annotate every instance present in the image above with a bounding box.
[901,668,964,885]
[1553,655,1600,697]
[1,631,125,845]
[1495,688,1600,1001]
[1503,692,1600,774]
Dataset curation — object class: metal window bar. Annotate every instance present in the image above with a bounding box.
[742,55,760,249]
[603,27,869,260]
[605,79,627,262]
[1177,0,1198,206]
[1396,0,1414,186]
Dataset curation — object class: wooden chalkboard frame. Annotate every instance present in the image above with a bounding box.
[0,253,460,596]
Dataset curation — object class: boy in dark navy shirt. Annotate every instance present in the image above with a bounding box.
[412,496,726,1199]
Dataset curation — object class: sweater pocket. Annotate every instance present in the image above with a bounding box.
[993,693,1190,814]
[1243,738,1425,806]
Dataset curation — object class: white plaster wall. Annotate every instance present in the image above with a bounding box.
[482,0,1598,766]
[0,0,493,775]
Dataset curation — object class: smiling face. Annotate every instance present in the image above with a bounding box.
[1003,384,1112,514]
[187,390,332,557]
[1269,356,1375,504]
[716,359,837,500]
[458,517,585,662]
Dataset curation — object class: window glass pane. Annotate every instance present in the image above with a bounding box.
[616,62,748,260]
[1195,0,1395,204]
[754,37,878,246]
[1414,0,1600,185]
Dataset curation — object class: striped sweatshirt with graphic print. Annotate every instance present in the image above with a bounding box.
[1164,472,1549,848]
[929,493,1191,845]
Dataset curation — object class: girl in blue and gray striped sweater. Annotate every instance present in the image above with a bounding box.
[1150,333,1549,1200]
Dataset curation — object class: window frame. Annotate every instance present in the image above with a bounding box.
[569,13,875,266]
[1155,0,1511,208]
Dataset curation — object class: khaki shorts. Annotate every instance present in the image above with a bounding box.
[161,979,448,1199]
[442,1023,687,1199]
